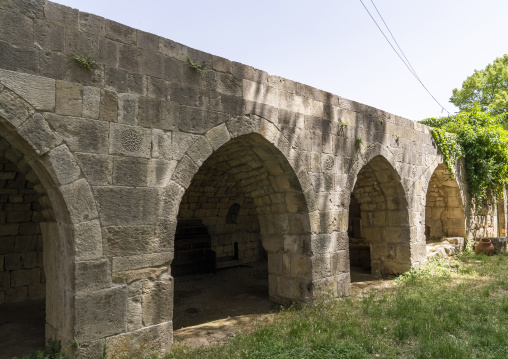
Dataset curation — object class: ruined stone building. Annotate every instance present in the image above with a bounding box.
[0,1,506,356]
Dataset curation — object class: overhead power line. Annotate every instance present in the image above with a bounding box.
[358,0,450,116]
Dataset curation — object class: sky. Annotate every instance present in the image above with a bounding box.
[52,0,508,121]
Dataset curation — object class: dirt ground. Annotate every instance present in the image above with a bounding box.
[172,262,394,350]
[0,299,45,359]
[0,262,394,357]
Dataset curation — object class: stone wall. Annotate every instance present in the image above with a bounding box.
[499,188,507,237]
[0,157,44,304]
[425,163,466,240]
[0,1,504,356]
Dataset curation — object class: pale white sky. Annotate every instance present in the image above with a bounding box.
[53,0,508,121]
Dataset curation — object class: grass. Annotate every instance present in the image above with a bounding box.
[17,253,508,359]
[162,253,508,359]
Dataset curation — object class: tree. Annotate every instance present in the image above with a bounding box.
[450,54,508,115]
[420,105,508,205]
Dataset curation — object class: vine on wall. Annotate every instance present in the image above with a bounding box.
[420,105,508,205]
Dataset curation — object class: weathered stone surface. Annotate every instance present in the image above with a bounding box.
[75,153,112,185]
[0,69,55,111]
[118,93,139,125]
[74,220,103,261]
[106,322,172,356]
[82,86,101,119]
[205,123,231,151]
[105,19,136,44]
[44,145,82,185]
[94,187,159,226]
[109,123,151,158]
[0,88,35,127]
[45,113,110,154]
[99,89,118,122]
[59,178,99,223]
[75,286,128,341]
[112,157,148,186]
[103,225,154,257]
[186,136,212,167]
[56,80,83,116]
[0,0,44,19]
[171,155,198,188]
[112,252,172,272]
[0,40,37,74]
[147,159,176,188]
[44,1,78,28]
[141,275,173,326]
[75,259,111,292]
[0,10,33,47]
[151,129,172,160]
[17,113,63,155]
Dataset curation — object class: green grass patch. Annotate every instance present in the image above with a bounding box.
[162,253,508,359]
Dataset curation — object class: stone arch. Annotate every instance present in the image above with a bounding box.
[425,163,466,241]
[165,116,313,316]
[347,153,411,275]
[0,85,102,350]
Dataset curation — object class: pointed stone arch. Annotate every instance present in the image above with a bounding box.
[346,152,411,275]
[0,82,102,348]
[425,163,466,241]
[159,115,315,321]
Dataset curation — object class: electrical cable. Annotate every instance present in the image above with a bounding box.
[358,0,450,115]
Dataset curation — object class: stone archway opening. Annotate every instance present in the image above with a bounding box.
[0,137,56,357]
[425,163,466,256]
[172,133,311,329]
[349,155,410,280]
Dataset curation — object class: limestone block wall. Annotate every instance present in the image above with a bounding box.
[0,1,504,357]
[468,196,499,239]
[499,188,507,237]
[0,157,44,304]
[179,190,262,263]
[425,163,466,240]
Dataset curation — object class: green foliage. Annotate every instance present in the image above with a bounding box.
[420,105,508,204]
[186,57,207,76]
[450,54,508,116]
[71,53,98,71]
[354,137,365,150]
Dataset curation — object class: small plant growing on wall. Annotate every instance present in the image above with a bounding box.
[396,134,402,143]
[339,117,348,127]
[187,57,207,76]
[355,136,366,150]
[71,53,98,71]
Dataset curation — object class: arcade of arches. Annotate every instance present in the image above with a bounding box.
[0,2,506,356]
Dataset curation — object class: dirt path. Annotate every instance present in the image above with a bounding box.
[173,264,395,350]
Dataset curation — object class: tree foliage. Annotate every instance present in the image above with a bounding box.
[420,105,508,204]
[450,54,508,116]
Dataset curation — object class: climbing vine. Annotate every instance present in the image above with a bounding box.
[420,105,508,204]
